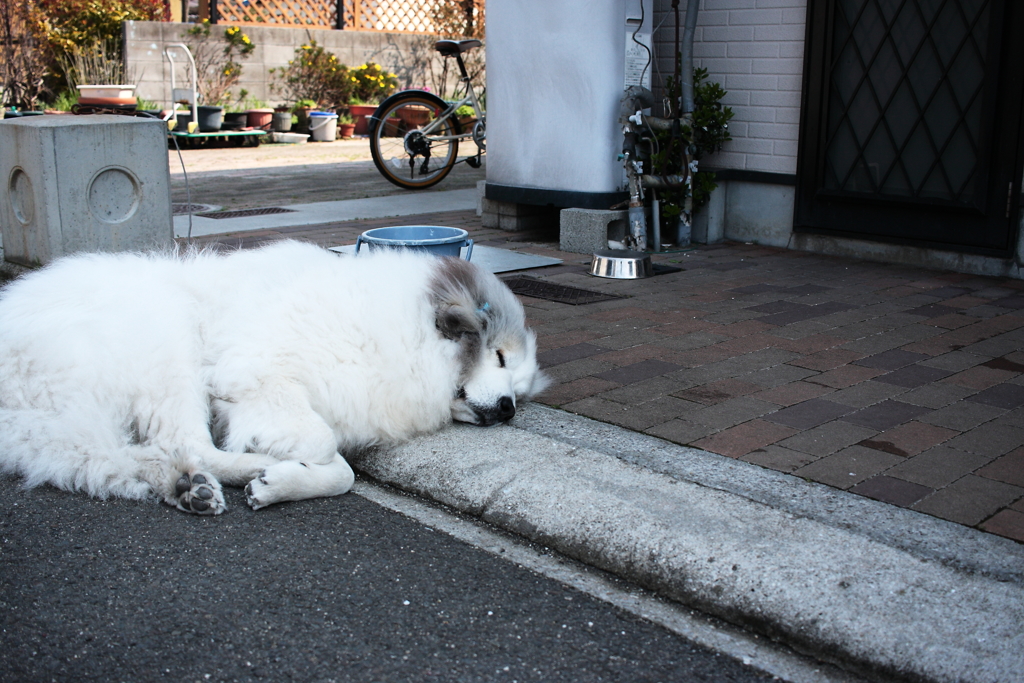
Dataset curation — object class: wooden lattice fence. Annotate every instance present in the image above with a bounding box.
[210,0,482,33]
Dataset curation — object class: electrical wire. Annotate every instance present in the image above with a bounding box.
[170,133,193,241]
[631,0,652,89]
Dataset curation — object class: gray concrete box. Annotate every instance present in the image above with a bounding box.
[559,208,627,254]
[0,115,173,267]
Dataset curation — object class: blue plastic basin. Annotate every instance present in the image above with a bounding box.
[355,226,473,260]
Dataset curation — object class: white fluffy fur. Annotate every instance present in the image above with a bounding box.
[0,241,547,514]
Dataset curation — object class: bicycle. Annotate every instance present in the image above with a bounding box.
[368,39,485,190]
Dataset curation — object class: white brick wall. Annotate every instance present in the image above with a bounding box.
[653,0,807,175]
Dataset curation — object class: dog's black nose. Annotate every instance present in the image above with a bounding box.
[497,396,516,421]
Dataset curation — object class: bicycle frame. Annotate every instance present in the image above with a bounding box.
[415,54,485,149]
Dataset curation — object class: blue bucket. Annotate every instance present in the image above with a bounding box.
[355,226,473,260]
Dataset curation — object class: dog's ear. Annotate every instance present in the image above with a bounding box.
[436,303,482,340]
[431,258,491,341]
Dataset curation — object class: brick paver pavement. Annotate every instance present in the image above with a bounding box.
[189,209,1024,544]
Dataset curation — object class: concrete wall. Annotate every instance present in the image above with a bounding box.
[124,20,437,108]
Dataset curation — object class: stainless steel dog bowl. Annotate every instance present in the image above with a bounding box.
[589,249,653,279]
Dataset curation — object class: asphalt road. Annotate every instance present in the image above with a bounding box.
[0,476,775,683]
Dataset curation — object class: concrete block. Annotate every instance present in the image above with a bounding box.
[723,180,794,248]
[559,208,627,254]
[475,179,486,216]
[0,115,173,267]
[480,195,557,231]
[692,181,727,244]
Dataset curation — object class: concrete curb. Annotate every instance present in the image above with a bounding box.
[349,403,1024,683]
[172,187,479,237]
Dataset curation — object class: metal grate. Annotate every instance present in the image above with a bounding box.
[502,277,626,306]
[173,203,216,215]
[824,0,993,204]
[196,207,296,220]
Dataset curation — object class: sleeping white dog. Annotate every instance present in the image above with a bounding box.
[0,240,548,514]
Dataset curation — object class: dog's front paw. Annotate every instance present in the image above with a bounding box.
[244,471,271,510]
[244,460,310,510]
[174,472,226,515]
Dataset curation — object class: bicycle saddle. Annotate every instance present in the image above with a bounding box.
[434,39,482,56]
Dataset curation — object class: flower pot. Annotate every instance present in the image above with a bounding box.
[246,108,273,130]
[382,117,403,137]
[349,104,377,136]
[293,106,313,133]
[77,84,136,99]
[196,105,223,132]
[272,110,292,132]
[221,111,248,131]
[338,123,356,139]
[399,105,432,128]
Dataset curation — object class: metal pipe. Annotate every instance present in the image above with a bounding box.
[652,199,661,252]
[679,0,700,114]
[641,174,688,189]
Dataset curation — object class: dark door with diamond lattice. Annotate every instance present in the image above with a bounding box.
[795,0,1024,255]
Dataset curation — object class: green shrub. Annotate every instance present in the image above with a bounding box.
[35,0,165,54]
[270,41,352,110]
[348,62,397,104]
[649,67,734,232]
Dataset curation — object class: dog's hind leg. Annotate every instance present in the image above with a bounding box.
[0,407,225,514]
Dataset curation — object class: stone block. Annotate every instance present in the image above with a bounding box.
[480,195,557,231]
[559,208,627,254]
[0,115,173,267]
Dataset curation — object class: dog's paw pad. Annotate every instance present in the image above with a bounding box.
[175,472,225,515]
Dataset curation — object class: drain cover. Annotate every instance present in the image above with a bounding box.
[172,203,216,215]
[502,276,626,305]
[196,207,296,219]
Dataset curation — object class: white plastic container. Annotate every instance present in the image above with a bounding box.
[269,132,308,144]
[309,112,338,142]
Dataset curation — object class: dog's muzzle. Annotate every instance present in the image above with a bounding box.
[475,396,516,426]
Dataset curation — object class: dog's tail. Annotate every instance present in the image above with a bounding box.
[0,407,164,500]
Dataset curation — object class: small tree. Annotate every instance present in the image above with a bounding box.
[649,67,733,237]
[426,0,484,99]
[269,40,352,110]
[0,0,50,109]
[348,62,397,104]
[182,21,255,107]
[34,0,166,56]
[26,0,164,104]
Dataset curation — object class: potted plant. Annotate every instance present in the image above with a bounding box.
[456,104,477,129]
[348,63,399,135]
[182,21,257,131]
[337,112,356,139]
[223,90,266,130]
[292,98,316,133]
[347,98,377,136]
[269,41,353,131]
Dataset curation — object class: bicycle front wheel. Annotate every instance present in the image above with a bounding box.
[369,92,460,190]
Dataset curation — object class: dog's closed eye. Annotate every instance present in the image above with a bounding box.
[497,350,505,368]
